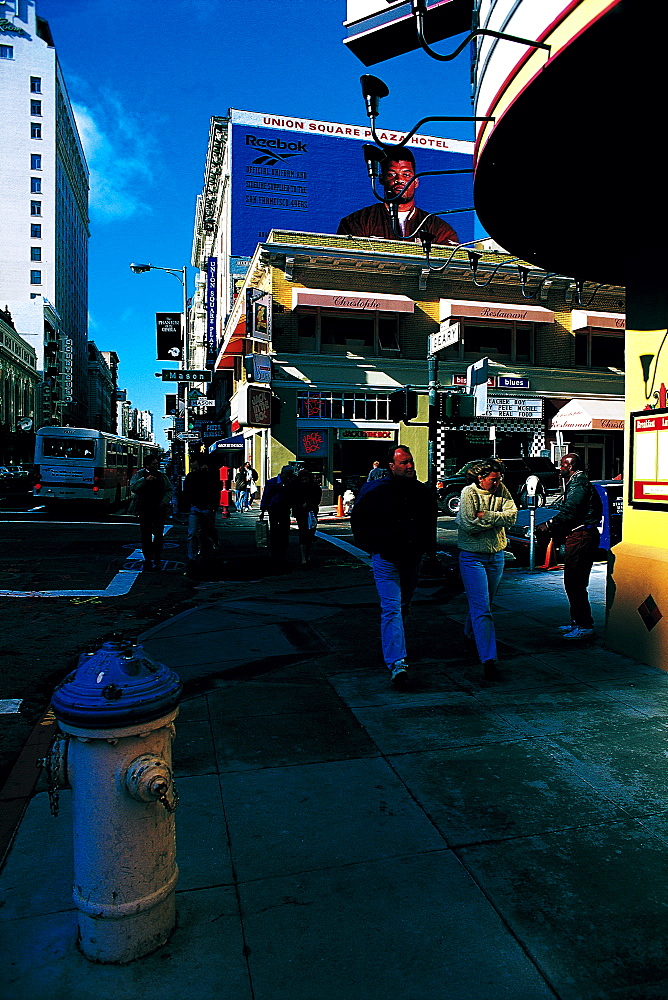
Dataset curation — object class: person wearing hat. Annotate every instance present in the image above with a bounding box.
[259,465,297,566]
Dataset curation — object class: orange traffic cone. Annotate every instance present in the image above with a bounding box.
[336,494,345,518]
[537,538,559,570]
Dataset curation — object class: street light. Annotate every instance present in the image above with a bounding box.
[130,262,190,475]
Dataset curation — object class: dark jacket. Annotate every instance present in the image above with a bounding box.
[183,467,221,510]
[129,468,172,513]
[549,471,602,541]
[292,478,322,522]
[337,202,458,245]
[260,474,296,516]
[351,475,438,563]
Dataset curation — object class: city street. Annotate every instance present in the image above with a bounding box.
[0,501,195,788]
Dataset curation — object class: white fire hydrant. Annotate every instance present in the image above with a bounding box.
[47,641,182,964]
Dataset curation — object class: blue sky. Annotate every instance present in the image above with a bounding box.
[37,0,473,447]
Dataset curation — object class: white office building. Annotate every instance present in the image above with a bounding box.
[0,0,89,427]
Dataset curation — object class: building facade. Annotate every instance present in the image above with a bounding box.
[198,231,624,502]
[0,0,89,426]
[86,342,114,432]
[0,309,39,463]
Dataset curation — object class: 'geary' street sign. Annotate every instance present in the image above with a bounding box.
[429,321,460,355]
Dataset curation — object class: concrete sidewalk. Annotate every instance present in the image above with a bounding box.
[2,511,668,999]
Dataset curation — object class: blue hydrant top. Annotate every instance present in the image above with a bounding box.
[51,642,183,729]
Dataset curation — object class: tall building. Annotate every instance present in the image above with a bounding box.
[0,0,89,427]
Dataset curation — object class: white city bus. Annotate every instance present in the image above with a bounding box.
[33,427,162,507]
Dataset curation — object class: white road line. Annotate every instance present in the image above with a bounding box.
[0,699,23,714]
[0,528,171,599]
[314,530,371,566]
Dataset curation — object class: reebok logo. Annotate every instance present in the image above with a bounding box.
[246,134,307,167]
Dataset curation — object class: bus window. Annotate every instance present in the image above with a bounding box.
[43,438,96,459]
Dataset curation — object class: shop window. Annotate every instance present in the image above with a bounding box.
[450,322,534,363]
[297,311,317,351]
[378,317,400,352]
[574,329,624,369]
[295,308,402,355]
[320,314,374,354]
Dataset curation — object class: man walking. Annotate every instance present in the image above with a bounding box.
[259,465,297,567]
[351,445,437,687]
[183,458,221,560]
[129,457,172,571]
[540,452,602,639]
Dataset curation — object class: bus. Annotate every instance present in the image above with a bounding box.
[33,427,162,507]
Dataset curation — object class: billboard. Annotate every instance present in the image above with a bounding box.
[156,313,183,361]
[229,108,474,262]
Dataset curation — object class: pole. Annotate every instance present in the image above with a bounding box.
[428,353,437,488]
[529,506,536,572]
[181,266,190,478]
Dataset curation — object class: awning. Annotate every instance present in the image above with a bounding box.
[440,298,554,323]
[551,398,624,431]
[208,435,245,453]
[292,288,414,313]
[571,310,626,331]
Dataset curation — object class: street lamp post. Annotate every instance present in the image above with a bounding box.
[130,263,190,477]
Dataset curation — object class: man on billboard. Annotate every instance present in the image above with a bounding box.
[337,146,459,245]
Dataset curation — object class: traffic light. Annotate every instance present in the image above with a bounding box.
[436,392,476,426]
[388,387,418,423]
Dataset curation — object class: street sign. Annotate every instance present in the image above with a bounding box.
[467,357,489,416]
[429,321,460,355]
[176,431,201,441]
[160,369,212,382]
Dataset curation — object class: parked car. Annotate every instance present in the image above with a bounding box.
[0,464,34,495]
[437,456,562,516]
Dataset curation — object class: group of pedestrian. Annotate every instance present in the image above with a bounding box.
[351,445,602,689]
[234,462,259,512]
[259,466,322,567]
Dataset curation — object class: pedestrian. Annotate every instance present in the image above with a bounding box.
[129,456,173,571]
[457,459,517,682]
[367,460,388,482]
[183,458,221,560]
[538,452,602,640]
[351,444,437,688]
[292,469,322,565]
[259,465,297,566]
[234,467,249,511]
[244,461,259,507]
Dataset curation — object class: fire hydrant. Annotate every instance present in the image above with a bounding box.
[47,641,182,964]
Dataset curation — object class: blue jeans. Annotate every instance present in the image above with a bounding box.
[187,507,218,559]
[458,549,505,663]
[372,554,421,669]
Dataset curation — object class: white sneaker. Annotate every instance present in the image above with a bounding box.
[557,624,577,632]
[390,661,410,687]
[563,627,594,640]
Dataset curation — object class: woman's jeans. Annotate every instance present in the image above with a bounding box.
[372,554,421,668]
[459,549,505,663]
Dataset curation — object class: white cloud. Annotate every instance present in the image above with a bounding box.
[73,94,156,222]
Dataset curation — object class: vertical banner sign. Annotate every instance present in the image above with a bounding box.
[206,256,218,365]
[156,313,183,361]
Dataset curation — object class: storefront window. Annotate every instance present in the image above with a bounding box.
[295,309,401,355]
[574,329,624,368]
[441,321,534,363]
[298,390,391,421]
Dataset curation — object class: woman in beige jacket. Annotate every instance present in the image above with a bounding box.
[457,459,517,682]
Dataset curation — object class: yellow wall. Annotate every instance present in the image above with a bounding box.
[606,327,668,668]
